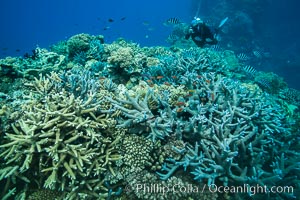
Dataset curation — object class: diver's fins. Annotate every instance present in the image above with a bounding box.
[218,17,228,28]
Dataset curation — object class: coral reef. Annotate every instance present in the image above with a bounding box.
[107,89,174,141]
[280,87,300,107]
[121,135,155,173]
[0,47,66,79]
[0,71,122,199]
[66,33,104,60]
[0,34,299,199]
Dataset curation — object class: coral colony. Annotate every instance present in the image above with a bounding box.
[0,33,299,199]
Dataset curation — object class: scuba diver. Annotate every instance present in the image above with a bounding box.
[185,17,228,47]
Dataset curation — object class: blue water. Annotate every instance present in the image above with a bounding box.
[0,0,192,55]
[0,0,299,89]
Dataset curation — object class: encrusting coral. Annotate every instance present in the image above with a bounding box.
[0,34,299,200]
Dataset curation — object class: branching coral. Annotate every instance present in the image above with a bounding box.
[0,33,299,200]
[107,89,174,141]
[157,72,298,198]
[0,72,121,199]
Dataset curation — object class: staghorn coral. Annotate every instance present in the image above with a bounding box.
[139,47,241,88]
[156,72,299,198]
[58,69,100,100]
[0,34,299,200]
[0,72,121,199]
[107,89,174,141]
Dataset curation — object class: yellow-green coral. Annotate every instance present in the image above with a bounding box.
[27,189,62,200]
[0,73,121,199]
[108,47,135,69]
[121,135,154,172]
[107,46,147,76]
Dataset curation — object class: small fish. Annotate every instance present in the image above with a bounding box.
[205,38,213,42]
[142,21,150,26]
[210,93,215,101]
[256,79,271,89]
[237,53,250,61]
[108,18,114,22]
[263,51,271,58]
[185,93,193,97]
[210,45,220,51]
[120,17,126,21]
[242,65,256,74]
[167,34,178,41]
[176,107,184,113]
[103,26,110,30]
[253,50,263,58]
[194,36,202,41]
[156,76,164,79]
[164,17,180,26]
[218,17,229,28]
[146,79,154,87]
[182,50,194,57]
[171,75,177,79]
[15,49,21,52]
[176,101,185,106]
[164,82,171,86]
[141,73,152,80]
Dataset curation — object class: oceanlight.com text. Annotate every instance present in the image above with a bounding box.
[208,184,294,195]
[127,183,294,196]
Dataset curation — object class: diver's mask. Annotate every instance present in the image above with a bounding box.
[191,17,203,26]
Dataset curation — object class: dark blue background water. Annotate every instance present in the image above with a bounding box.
[0,0,299,89]
[0,0,192,56]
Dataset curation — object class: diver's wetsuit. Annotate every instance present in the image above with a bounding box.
[185,22,218,47]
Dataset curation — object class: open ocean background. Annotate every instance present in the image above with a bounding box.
[0,0,299,88]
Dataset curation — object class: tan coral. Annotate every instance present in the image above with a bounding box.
[121,135,154,173]
[108,47,134,69]
[0,73,122,199]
